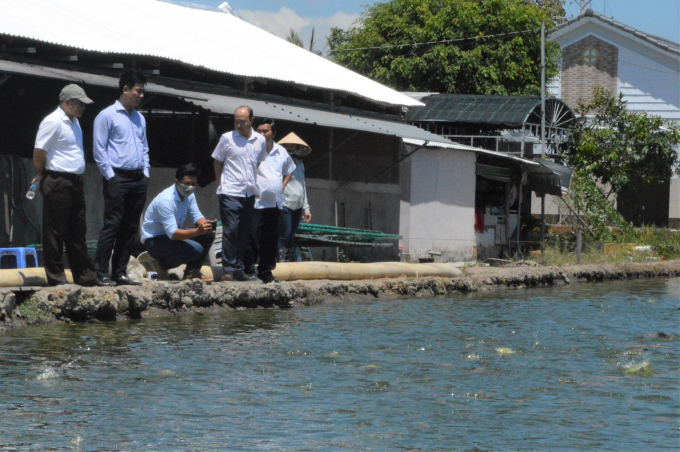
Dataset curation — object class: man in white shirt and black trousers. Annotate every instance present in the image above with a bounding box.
[32,84,110,287]
[243,118,295,283]
[212,106,267,282]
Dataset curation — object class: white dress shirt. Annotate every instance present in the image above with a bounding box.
[211,129,267,197]
[254,143,296,210]
[34,107,86,174]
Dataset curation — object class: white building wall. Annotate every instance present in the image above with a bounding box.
[670,179,680,223]
[399,148,476,261]
[617,47,680,120]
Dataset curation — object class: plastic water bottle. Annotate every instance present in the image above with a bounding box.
[26,181,39,200]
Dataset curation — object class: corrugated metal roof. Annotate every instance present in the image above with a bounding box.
[0,59,443,142]
[0,0,422,107]
[402,138,541,166]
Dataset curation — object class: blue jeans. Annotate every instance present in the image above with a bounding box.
[278,207,303,250]
[219,194,255,275]
[144,233,215,271]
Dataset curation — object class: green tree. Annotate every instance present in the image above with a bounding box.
[327,0,564,95]
[287,27,321,54]
[556,86,680,235]
[558,86,680,198]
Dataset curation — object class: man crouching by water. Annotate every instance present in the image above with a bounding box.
[141,163,216,280]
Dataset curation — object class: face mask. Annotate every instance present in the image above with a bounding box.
[178,183,196,197]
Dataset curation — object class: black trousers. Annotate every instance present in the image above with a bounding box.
[244,207,280,279]
[94,172,148,279]
[219,194,255,275]
[41,172,97,286]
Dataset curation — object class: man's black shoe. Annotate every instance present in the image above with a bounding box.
[82,277,117,287]
[113,276,142,286]
[51,280,72,286]
[234,273,259,282]
[260,275,280,284]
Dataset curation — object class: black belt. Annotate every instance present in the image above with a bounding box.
[113,168,145,178]
[45,170,83,182]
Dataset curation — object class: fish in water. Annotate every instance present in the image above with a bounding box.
[622,359,653,376]
[496,347,516,355]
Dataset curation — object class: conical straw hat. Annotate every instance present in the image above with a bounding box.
[278,132,312,156]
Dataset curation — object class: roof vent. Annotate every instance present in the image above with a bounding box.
[219,2,243,19]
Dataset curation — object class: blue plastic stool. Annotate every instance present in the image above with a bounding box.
[0,247,39,269]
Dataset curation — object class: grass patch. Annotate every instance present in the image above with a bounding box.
[14,298,54,325]
[526,226,680,267]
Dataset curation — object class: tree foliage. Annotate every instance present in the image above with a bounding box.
[287,28,304,48]
[327,0,564,95]
[566,172,636,242]
[288,27,320,54]
[558,86,680,198]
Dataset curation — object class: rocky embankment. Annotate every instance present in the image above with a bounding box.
[1,260,679,330]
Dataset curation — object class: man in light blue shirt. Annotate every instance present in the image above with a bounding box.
[93,70,150,286]
[142,163,216,281]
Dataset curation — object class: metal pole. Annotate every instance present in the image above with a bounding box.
[335,200,339,262]
[576,226,582,264]
[517,177,523,258]
[541,21,546,157]
[541,194,545,258]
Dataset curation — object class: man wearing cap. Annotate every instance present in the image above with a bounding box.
[93,69,150,286]
[32,84,110,287]
[243,118,295,283]
[212,106,267,282]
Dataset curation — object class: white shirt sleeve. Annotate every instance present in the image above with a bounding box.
[211,135,228,162]
[282,153,296,176]
[256,139,268,165]
[34,117,59,150]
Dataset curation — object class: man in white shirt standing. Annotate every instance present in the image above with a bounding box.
[33,84,110,287]
[243,119,295,283]
[212,106,267,281]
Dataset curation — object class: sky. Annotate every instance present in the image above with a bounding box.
[168,0,680,53]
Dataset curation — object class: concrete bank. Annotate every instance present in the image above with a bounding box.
[1,260,679,330]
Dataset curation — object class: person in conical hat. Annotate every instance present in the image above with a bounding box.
[277,132,312,158]
[277,132,312,262]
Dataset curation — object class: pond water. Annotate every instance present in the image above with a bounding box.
[1,279,678,451]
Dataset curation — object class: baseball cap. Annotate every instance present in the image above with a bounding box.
[59,84,94,104]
